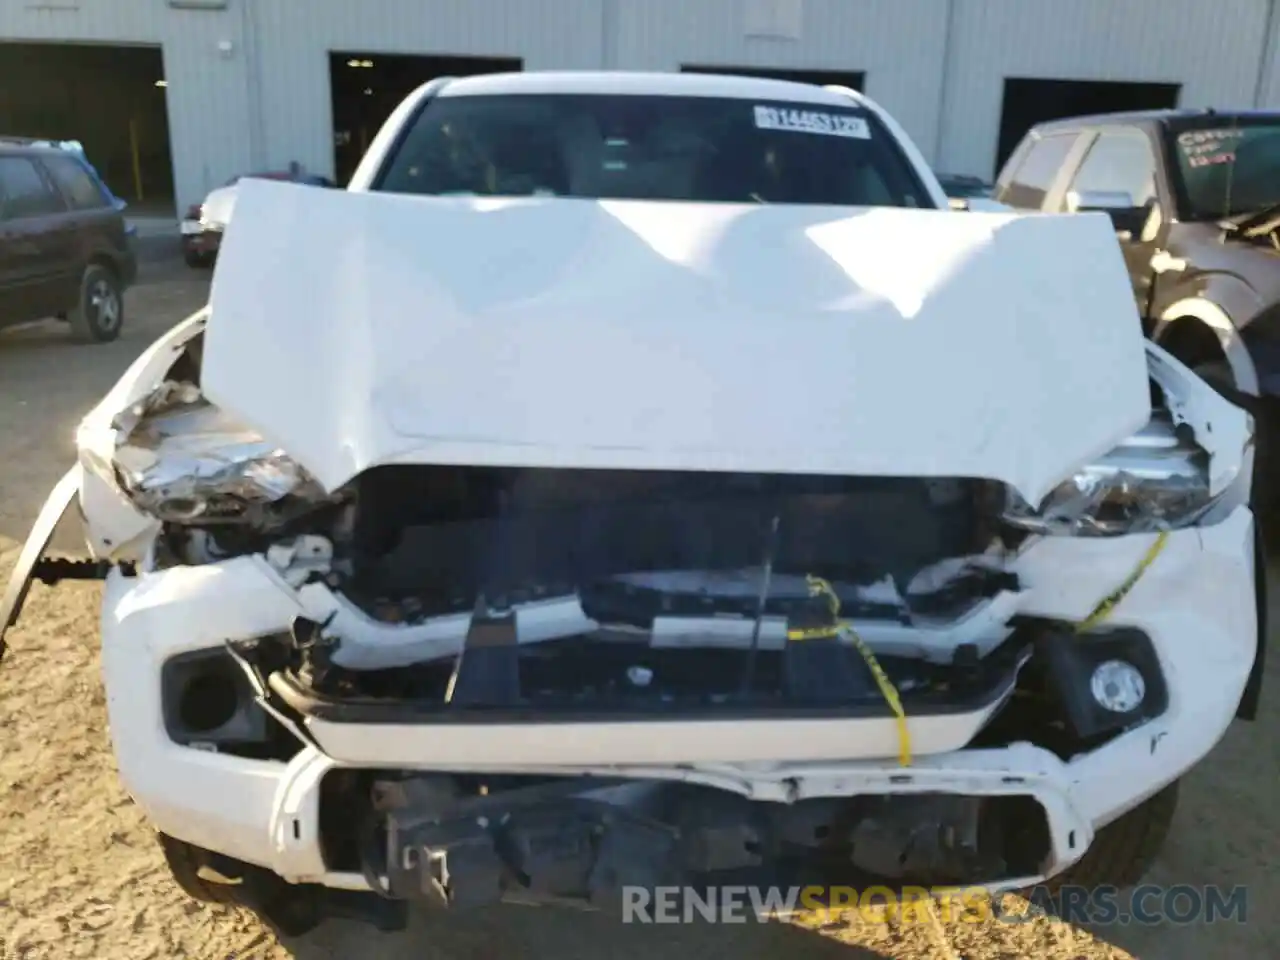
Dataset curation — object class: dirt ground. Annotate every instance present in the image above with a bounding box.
[0,253,1275,959]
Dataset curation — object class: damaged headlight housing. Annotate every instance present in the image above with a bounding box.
[1003,410,1238,537]
[110,382,327,524]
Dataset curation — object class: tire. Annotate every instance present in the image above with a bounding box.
[184,250,214,269]
[1192,360,1238,401]
[156,832,323,936]
[68,263,124,343]
[157,832,240,905]
[1030,780,1179,902]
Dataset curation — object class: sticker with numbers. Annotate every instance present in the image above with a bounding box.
[753,105,871,139]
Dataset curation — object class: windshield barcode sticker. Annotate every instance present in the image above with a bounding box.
[754,105,870,139]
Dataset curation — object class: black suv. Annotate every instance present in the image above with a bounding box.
[995,109,1280,512]
[0,138,137,342]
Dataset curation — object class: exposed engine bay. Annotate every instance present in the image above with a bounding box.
[105,322,1235,730]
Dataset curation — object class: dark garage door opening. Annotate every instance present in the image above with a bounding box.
[682,64,864,91]
[0,42,173,212]
[330,52,522,186]
[996,77,1180,174]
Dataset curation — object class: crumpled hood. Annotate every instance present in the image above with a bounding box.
[202,179,1151,505]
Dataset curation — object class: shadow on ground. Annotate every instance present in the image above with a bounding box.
[284,906,897,960]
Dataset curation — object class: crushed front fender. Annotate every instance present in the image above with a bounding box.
[0,465,126,663]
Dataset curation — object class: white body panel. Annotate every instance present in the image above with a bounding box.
[204,179,1149,506]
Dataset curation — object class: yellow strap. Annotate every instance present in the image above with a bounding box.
[1074,531,1169,633]
[843,622,912,767]
[803,575,912,767]
[790,530,1167,768]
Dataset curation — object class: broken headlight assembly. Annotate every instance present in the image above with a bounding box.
[108,382,329,525]
[1002,409,1247,537]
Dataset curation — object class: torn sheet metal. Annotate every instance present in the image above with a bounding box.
[1001,404,1228,536]
[202,179,1152,506]
[904,542,1011,597]
[111,388,325,521]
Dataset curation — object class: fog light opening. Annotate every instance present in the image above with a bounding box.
[178,670,241,733]
[1090,659,1145,713]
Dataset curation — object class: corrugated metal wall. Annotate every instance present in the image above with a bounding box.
[248,0,606,188]
[0,0,606,205]
[940,0,1273,178]
[3,0,1280,207]
[610,0,948,162]
[0,0,257,209]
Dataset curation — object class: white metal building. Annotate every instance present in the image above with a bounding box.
[3,0,1280,210]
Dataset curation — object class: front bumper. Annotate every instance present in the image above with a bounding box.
[180,226,222,256]
[94,506,1259,891]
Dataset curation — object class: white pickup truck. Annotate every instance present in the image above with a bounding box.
[0,70,1261,936]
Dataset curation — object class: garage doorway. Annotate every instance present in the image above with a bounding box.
[996,77,1180,174]
[681,64,865,91]
[329,52,522,186]
[0,42,173,213]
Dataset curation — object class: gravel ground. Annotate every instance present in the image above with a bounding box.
[0,251,1274,958]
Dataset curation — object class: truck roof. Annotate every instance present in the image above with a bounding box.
[1030,107,1280,134]
[438,70,865,108]
[0,136,67,154]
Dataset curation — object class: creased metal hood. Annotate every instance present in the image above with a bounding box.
[202,179,1151,505]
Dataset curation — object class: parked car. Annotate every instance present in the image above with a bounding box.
[0,137,137,342]
[994,108,1280,517]
[0,73,1262,937]
[181,167,335,268]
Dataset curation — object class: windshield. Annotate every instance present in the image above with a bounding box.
[937,174,990,199]
[1168,119,1280,219]
[375,93,931,207]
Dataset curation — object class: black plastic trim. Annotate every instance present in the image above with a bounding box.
[1037,625,1169,741]
[267,645,1028,726]
[1237,514,1266,720]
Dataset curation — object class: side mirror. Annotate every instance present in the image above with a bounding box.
[1066,188,1135,212]
[1066,189,1147,238]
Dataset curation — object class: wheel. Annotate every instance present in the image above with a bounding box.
[68,263,124,343]
[157,832,323,936]
[184,249,214,269]
[157,832,240,905]
[1029,780,1179,905]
